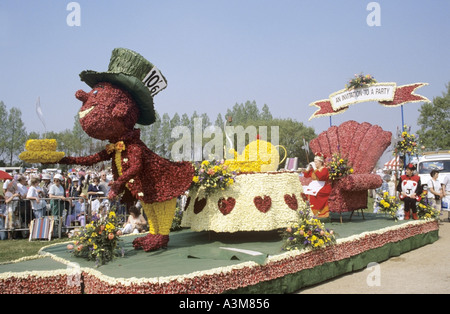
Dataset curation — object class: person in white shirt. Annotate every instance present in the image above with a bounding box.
[427,170,444,211]
[26,177,47,218]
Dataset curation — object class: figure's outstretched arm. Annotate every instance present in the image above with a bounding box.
[59,150,111,166]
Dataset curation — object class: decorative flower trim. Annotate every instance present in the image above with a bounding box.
[2,219,436,294]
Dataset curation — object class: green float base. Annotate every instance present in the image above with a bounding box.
[0,214,440,294]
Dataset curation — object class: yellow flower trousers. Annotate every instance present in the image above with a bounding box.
[141,198,177,236]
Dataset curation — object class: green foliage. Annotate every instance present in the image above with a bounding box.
[417,83,450,150]
[0,99,316,168]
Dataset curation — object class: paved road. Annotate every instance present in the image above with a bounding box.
[297,220,450,294]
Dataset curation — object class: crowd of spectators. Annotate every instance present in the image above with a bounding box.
[0,167,130,240]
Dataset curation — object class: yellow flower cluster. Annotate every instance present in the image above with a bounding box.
[191,159,236,196]
[224,139,280,173]
[70,209,121,266]
[375,192,400,219]
[282,210,336,251]
[393,125,418,156]
[19,139,65,164]
[417,192,440,220]
[327,153,353,180]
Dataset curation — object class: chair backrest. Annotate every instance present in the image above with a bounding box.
[309,121,392,174]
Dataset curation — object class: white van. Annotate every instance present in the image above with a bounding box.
[417,151,450,188]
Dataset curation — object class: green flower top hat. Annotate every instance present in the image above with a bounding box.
[79,48,167,125]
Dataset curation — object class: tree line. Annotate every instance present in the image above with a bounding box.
[0,100,317,169]
[2,83,448,170]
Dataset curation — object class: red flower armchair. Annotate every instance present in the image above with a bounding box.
[301,121,392,219]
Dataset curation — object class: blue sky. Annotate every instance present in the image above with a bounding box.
[0,1,449,160]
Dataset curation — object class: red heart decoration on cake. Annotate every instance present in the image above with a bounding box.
[218,197,236,215]
[194,197,207,214]
[254,195,272,213]
[284,194,298,210]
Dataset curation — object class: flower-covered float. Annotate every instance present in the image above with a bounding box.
[181,138,308,232]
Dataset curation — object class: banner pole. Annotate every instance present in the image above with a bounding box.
[401,105,405,130]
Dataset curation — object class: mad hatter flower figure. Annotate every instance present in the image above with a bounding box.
[59,48,194,252]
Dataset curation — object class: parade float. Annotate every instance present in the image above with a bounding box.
[1,57,440,294]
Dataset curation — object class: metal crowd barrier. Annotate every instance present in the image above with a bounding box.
[0,196,128,240]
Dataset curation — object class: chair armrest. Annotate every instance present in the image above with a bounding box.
[335,174,382,191]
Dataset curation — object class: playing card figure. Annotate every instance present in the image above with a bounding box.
[397,163,422,220]
[60,48,194,251]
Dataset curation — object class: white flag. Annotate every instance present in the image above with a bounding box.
[36,97,47,133]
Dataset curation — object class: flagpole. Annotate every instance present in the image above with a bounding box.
[36,97,47,138]
[401,105,405,131]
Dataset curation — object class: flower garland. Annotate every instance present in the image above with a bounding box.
[68,210,122,266]
[393,125,418,156]
[191,159,236,196]
[346,73,377,90]
[326,153,354,180]
[281,208,336,251]
[374,192,400,220]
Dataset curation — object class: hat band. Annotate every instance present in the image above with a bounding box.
[142,66,167,97]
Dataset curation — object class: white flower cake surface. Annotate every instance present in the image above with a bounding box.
[181,172,307,232]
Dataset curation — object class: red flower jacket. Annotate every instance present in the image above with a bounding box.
[61,129,194,204]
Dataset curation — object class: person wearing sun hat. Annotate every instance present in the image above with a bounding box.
[301,152,332,218]
[397,163,422,220]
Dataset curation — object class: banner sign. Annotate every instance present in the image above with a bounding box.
[309,82,429,120]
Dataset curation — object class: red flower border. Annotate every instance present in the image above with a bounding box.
[0,220,439,294]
